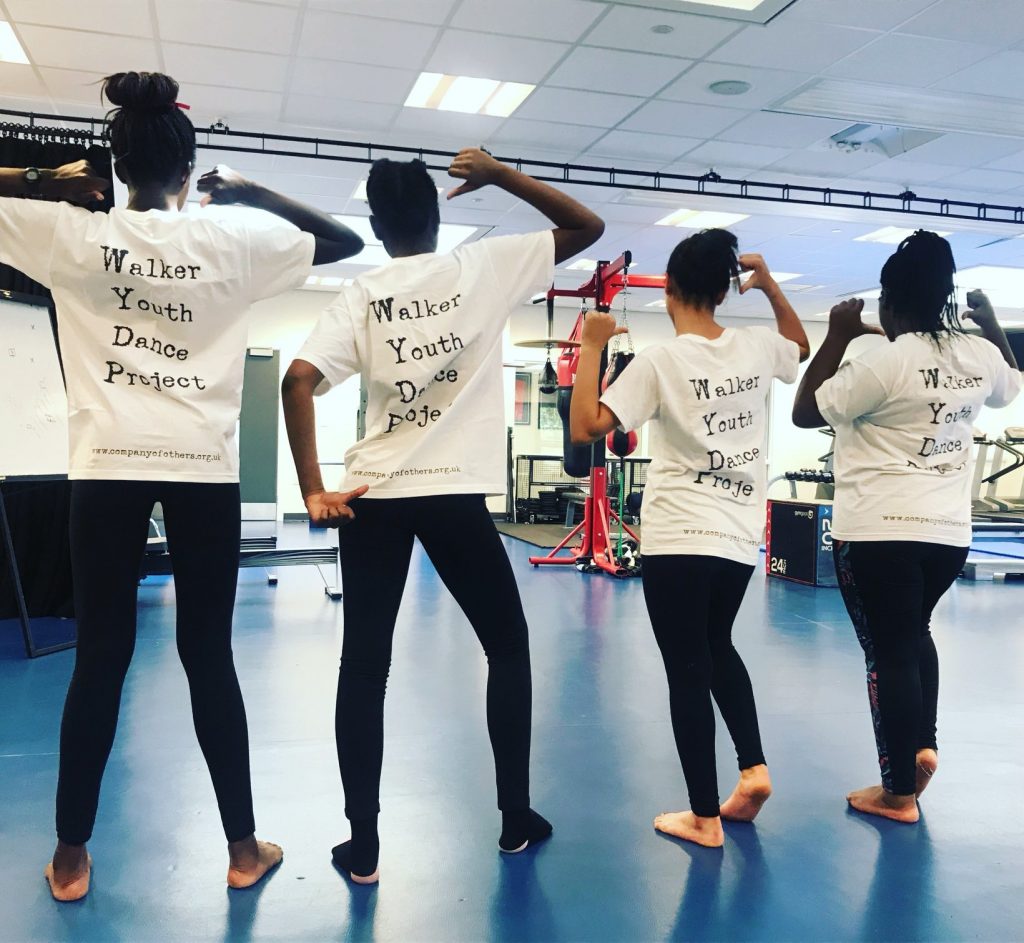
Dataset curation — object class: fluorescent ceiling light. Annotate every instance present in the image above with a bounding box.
[566,259,598,271]
[855,226,952,245]
[351,180,444,201]
[656,208,750,228]
[683,0,766,9]
[773,78,1024,140]
[0,22,29,64]
[303,276,354,291]
[331,214,476,267]
[955,266,1024,309]
[645,299,667,308]
[404,72,535,117]
[770,272,800,284]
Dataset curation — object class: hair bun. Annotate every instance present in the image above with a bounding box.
[103,72,180,112]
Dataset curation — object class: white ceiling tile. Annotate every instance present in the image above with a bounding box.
[684,139,796,171]
[659,62,812,110]
[783,0,935,30]
[450,0,606,42]
[899,0,1024,47]
[4,0,153,36]
[585,129,704,163]
[36,67,107,106]
[0,63,50,100]
[708,21,881,72]
[620,99,745,138]
[182,85,283,123]
[582,7,741,58]
[163,43,289,92]
[825,34,995,87]
[850,158,971,186]
[933,51,1024,101]
[515,87,645,126]
[155,0,299,53]
[715,111,849,147]
[298,11,438,67]
[16,24,157,72]
[290,59,418,106]
[391,108,505,142]
[765,148,889,178]
[426,30,570,84]
[283,95,399,132]
[488,117,604,154]
[899,133,1024,168]
[933,168,1024,194]
[984,149,1024,174]
[546,47,691,97]
[303,0,457,24]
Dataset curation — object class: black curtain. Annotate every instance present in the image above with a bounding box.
[0,129,113,625]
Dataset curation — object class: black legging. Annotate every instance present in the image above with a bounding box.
[834,540,968,796]
[57,480,254,845]
[335,494,532,821]
[641,554,763,818]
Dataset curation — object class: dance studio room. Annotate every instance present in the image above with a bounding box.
[1,0,1023,940]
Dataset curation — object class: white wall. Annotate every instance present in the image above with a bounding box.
[249,290,1024,515]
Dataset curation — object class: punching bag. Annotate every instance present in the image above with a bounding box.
[558,385,600,478]
[602,350,637,458]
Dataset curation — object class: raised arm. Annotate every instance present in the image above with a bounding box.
[738,253,810,361]
[281,359,367,526]
[965,290,1019,370]
[198,166,363,264]
[792,299,884,428]
[0,161,108,202]
[569,312,628,444]
[447,148,604,265]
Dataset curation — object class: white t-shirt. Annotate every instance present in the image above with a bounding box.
[601,326,800,563]
[817,331,1022,546]
[0,198,314,482]
[297,231,554,498]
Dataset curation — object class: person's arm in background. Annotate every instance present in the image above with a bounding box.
[447,148,604,264]
[280,359,368,526]
[792,299,885,428]
[197,165,363,264]
[965,290,1019,370]
[570,311,629,444]
[0,161,108,202]
[739,253,810,362]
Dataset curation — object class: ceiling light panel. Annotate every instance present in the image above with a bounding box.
[0,22,29,64]
[404,72,535,117]
[656,208,751,228]
[773,79,1024,140]
[587,0,792,24]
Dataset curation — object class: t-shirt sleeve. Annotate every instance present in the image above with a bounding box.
[245,226,316,301]
[983,343,1023,408]
[295,295,361,394]
[0,197,64,287]
[599,352,660,432]
[764,328,800,384]
[815,356,889,426]
[479,231,555,306]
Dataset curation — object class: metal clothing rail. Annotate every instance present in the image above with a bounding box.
[2,106,1023,226]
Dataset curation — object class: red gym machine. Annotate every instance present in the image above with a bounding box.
[522,251,666,577]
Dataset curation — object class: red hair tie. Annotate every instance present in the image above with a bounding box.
[175,102,190,110]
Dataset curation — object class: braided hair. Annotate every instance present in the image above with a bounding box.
[102,72,196,189]
[366,158,440,247]
[665,228,740,310]
[879,230,963,343]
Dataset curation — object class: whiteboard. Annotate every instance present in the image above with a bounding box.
[0,296,69,477]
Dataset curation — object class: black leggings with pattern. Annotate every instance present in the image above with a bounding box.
[834,539,968,796]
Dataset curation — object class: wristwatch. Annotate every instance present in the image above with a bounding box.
[24,167,41,195]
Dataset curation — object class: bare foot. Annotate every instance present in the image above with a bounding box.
[916,749,938,798]
[653,811,725,848]
[720,764,772,822]
[44,842,91,902]
[227,836,283,889]
[847,785,919,823]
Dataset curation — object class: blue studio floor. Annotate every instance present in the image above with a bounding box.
[1,524,1023,943]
